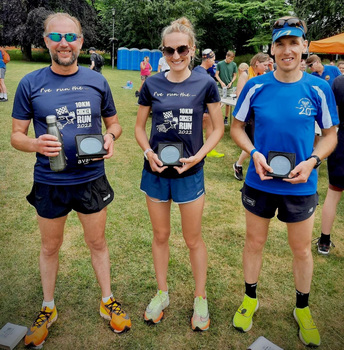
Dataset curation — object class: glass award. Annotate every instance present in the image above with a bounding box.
[158,142,183,166]
[267,151,296,178]
[75,134,107,159]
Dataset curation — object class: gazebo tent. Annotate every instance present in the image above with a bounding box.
[309,33,344,54]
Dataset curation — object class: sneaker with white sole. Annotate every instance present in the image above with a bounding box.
[144,290,169,324]
[233,294,259,332]
[294,306,320,347]
[191,296,210,331]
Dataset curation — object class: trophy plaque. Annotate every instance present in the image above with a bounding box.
[158,142,183,166]
[267,151,296,178]
[75,134,107,159]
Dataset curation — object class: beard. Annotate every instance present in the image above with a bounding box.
[50,50,78,66]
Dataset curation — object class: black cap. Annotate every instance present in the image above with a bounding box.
[89,47,96,52]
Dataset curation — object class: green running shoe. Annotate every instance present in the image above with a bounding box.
[191,296,210,331]
[294,307,321,347]
[233,294,259,332]
[144,290,169,324]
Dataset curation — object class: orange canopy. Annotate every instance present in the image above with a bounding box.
[309,33,344,54]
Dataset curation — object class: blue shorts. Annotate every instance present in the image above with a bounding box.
[26,175,114,219]
[241,183,318,223]
[140,169,205,204]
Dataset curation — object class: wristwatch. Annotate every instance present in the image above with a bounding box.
[144,148,153,160]
[107,133,116,141]
[307,155,321,169]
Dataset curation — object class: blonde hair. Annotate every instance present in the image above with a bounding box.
[238,62,249,71]
[250,53,269,67]
[161,17,196,48]
[44,13,83,36]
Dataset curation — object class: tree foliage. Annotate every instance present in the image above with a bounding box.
[1,0,98,60]
[2,0,344,61]
[291,0,344,41]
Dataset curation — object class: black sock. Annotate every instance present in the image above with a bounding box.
[320,232,330,244]
[245,282,257,299]
[296,290,309,309]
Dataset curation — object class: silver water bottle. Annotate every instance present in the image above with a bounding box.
[46,115,67,172]
[222,86,227,98]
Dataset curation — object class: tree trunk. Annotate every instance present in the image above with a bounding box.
[22,42,32,61]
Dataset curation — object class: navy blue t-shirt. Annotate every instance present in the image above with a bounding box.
[139,70,220,178]
[12,66,117,185]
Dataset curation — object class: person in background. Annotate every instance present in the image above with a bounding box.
[157,55,170,73]
[336,60,344,75]
[194,48,225,158]
[316,73,344,254]
[230,16,338,347]
[136,56,152,98]
[0,47,8,102]
[300,59,307,72]
[89,47,102,73]
[215,50,238,125]
[11,12,130,348]
[135,17,223,332]
[306,54,341,86]
[232,53,270,181]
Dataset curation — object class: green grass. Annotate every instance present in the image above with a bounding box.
[1,61,344,350]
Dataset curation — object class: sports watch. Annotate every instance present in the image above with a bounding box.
[307,155,321,169]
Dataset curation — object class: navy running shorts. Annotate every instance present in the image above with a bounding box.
[140,168,205,204]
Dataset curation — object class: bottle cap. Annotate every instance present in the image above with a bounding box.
[46,115,57,123]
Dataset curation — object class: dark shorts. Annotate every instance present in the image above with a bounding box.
[241,183,318,223]
[327,129,344,189]
[27,175,114,219]
[140,168,205,204]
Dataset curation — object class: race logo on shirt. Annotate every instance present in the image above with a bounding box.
[296,98,315,116]
[156,110,178,132]
[156,108,193,135]
[55,101,92,129]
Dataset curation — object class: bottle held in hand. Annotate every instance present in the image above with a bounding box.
[46,115,67,172]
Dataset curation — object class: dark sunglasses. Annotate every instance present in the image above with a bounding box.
[273,18,304,30]
[162,45,190,57]
[46,32,80,42]
[308,63,314,68]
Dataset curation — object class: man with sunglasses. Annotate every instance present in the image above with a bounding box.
[306,54,341,87]
[11,12,131,348]
[230,16,338,347]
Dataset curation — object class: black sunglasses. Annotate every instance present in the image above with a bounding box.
[273,18,304,30]
[46,32,80,42]
[162,45,190,57]
[308,63,314,68]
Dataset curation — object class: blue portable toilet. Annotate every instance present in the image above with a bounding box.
[151,49,163,71]
[129,48,140,70]
[117,47,129,70]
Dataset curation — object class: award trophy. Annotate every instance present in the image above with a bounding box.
[75,134,107,159]
[158,142,183,166]
[267,151,296,178]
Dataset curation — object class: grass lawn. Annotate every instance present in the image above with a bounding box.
[0,61,343,350]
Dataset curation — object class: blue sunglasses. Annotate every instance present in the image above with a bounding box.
[46,32,81,42]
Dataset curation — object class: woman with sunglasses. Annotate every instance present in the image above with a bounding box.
[135,17,224,331]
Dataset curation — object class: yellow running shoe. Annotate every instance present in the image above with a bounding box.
[191,296,210,331]
[24,306,58,349]
[144,290,169,324]
[100,297,131,333]
[294,307,321,347]
[207,149,225,158]
[233,294,259,332]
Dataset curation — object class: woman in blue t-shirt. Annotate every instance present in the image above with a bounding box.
[135,17,223,331]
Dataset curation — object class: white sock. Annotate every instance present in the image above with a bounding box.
[42,299,55,309]
[102,294,113,303]
[4,93,7,99]
[0,93,3,98]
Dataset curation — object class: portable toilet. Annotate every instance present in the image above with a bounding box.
[117,47,129,70]
[129,48,140,70]
[151,49,163,71]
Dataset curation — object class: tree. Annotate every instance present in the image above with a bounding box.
[216,0,292,53]
[291,0,344,41]
[1,0,98,60]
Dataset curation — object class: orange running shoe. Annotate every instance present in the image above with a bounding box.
[24,306,58,349]
[100,297,131,333]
